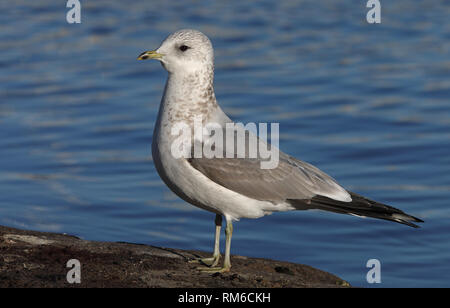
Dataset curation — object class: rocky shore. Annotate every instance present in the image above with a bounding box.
[0,225,350,288]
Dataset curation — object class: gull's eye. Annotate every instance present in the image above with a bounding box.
[179,45,190,52]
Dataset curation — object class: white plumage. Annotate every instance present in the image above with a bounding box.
[138,29,422,273]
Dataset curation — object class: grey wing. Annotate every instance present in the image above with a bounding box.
[187,122,423,228]
[188,128,351,203]
[188,155,350,203]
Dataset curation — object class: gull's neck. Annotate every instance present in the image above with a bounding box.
[158,65,219,126]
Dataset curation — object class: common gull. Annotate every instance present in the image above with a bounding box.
[138,29,423,273]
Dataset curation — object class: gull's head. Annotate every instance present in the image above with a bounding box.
[138,29,214,74]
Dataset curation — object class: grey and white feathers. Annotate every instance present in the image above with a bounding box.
[141,29,423,228]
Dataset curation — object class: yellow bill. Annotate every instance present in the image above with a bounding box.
[137,50,163,60]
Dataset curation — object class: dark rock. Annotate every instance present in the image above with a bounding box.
[0,225,350,288]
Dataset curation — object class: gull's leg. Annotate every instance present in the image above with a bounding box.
[200,216,232,273]
[189,214,222,266]
[222,217,232,270]
[210,214,222,266]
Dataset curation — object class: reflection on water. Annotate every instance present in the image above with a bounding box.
[1,0,449,287]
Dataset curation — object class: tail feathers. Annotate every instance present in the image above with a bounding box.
[289,191,424,228]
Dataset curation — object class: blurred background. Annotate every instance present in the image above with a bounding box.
[0,0,449,287]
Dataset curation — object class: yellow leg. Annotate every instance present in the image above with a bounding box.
[189,214,222,267]
[199,217,232,273]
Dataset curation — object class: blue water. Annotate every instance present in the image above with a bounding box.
[1,0,449,287]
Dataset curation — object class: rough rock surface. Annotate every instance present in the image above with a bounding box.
[0,225,350,288]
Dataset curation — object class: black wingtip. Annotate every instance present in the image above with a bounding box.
[290,192,424,229]
[415,217,425,223]
[397,214,424,228]
[400,220,421,229]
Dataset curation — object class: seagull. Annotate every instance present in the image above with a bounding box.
[138,29,423,273]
